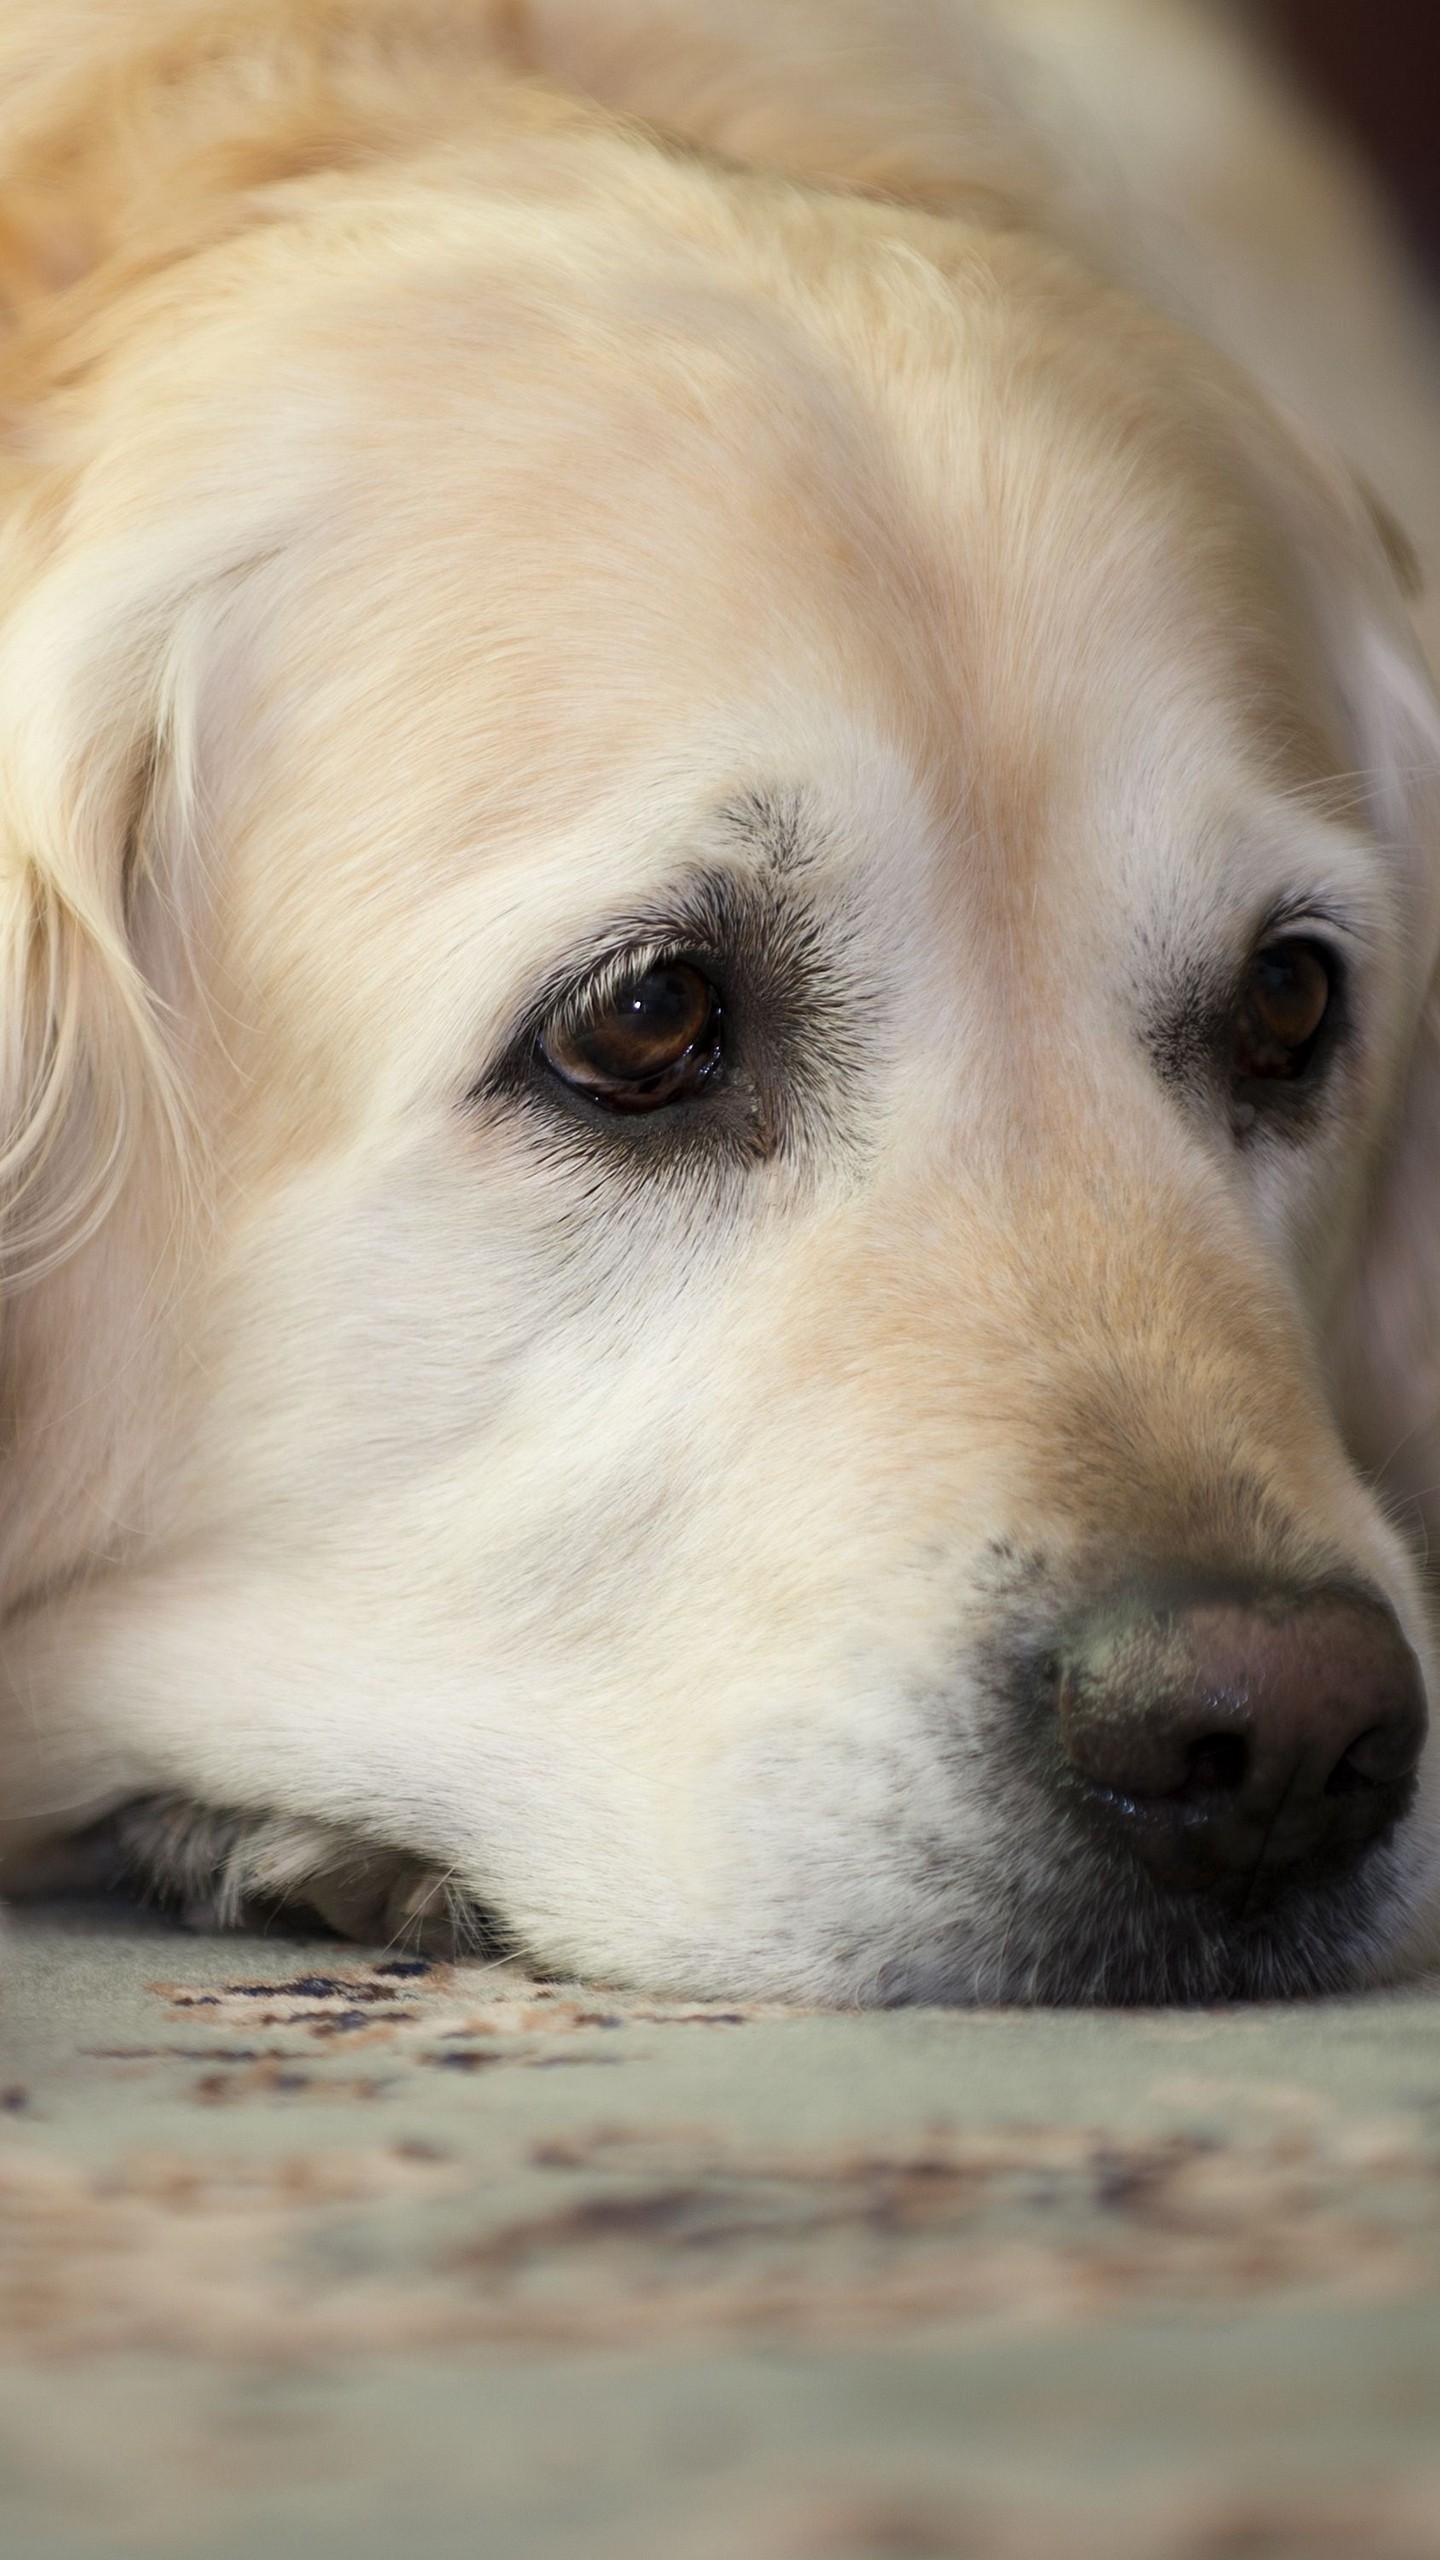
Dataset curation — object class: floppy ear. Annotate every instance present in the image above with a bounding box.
[0,4,405,1289]
[0,431,223,1621]
[1226,386,1440,1550]
[1318,505,1440,1553]
[0,489,195,1288]
[1332,942,1440,1553]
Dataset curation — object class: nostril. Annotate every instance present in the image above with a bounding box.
[1048,1576,1427,1894]
[1180,1732,1247,1798]
[1332,1715,1420,1789]
[1325,1732,1387,1796]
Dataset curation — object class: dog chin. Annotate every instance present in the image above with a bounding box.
[100,1701,1436,2011]
[667,1725,1427,2007]
[868,1841,1425,2008]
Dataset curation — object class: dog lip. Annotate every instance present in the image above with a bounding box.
[1072,1780,1253,1897]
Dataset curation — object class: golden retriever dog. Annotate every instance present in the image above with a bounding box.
[0,0,1438,2003]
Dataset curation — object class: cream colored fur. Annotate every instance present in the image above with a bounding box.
[0,0,1437,2000]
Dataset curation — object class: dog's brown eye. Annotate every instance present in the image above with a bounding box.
[540,963,721,1111]
[1234,939,1333,1082]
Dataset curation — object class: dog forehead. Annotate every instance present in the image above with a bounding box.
[224,214,1327,809]
[174,190,1360,1110]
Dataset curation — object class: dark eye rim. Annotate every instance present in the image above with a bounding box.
[1230,929,1345,1111]
[474,854,869,1175]
[533,953,727,1117]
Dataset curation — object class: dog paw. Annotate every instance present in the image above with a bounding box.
[106,1794,497,1955]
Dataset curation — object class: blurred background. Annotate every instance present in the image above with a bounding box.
[1252,0,1439,273]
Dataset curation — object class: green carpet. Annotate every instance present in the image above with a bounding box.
[3,1897,1440,2558]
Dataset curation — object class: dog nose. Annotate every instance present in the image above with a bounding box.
[1054,1583,1426,1894]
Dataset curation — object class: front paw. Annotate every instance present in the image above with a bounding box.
[107,1794,495,1954]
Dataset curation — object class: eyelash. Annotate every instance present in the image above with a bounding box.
[542,940,710,1045]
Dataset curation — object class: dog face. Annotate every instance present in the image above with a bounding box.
[3,145,1439,2000]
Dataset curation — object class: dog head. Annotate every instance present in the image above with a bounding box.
[1,118,1438,2000]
